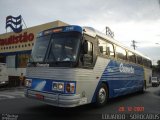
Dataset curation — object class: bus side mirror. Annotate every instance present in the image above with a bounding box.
[83,41,88,54]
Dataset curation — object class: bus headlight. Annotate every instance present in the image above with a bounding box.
[52,82,64,91]
[65,83,75,93]
[25,79,32,87]
[58,83,63,90]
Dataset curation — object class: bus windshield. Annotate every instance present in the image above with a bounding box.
[46,32,81,63]
[31,35,51,62]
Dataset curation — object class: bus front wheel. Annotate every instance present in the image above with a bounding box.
[95,83,108,107]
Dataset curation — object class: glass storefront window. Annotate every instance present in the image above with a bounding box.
[0,56,6,63]
[18,54,30,68]
[6,55,16,68]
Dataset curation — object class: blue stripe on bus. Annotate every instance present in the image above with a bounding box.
[91,60,144,103]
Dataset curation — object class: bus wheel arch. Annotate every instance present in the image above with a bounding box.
[95,82,109,107]
[102,81,110,96]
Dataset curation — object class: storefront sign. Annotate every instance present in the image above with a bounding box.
[0,32,34,46]
[6,15,22,33]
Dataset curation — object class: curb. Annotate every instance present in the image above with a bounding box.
[0,86,25,91]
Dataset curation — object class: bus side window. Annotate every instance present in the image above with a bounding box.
[98,39,114,57]
[106,43,114,57]
[115,46,127,60]
[98,39,107,55]
[128,51,136,63]
[99,46,103,53]
[149,60,152,68]
[87,41,93,56]
[136,56,143,65]
[146,60,152,68]
[83,41,93,66]
[143,58,148,67]
[106,47,110,55]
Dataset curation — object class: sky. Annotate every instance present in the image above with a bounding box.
[0,0,160,64]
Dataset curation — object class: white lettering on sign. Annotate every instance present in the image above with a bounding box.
[119,63,134,74]
[65,26,74,31]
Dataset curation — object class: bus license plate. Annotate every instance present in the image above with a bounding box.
[35,94,44,100]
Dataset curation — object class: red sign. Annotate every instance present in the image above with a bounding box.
[0,32,34,46]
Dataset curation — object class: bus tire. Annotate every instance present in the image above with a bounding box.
[95,83,108,107]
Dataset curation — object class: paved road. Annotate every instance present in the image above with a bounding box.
[0,87,160,120]
[0,88,24,100]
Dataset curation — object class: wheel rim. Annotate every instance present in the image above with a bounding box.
[98,87,106,104]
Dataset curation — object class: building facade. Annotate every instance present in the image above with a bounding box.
[0,20,68,84]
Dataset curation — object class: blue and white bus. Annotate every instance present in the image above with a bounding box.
[25,25,152,107]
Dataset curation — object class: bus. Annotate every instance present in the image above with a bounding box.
[25,25,152,107]
[0,63,8,87]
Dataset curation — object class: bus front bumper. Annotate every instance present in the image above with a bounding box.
[24,89,85,107]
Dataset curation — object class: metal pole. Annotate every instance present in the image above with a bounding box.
[22,17,27,28]
[131,40,137,50]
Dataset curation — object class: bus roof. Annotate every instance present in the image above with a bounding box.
[83,26,151,61]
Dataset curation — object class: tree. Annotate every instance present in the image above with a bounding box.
[157,60,160,66]
[152,60,160,73]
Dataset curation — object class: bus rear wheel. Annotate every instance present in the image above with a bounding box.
[95,83,108,107]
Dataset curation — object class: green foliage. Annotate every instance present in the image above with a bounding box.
[157,60,160,66]
[153,60,160,73]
